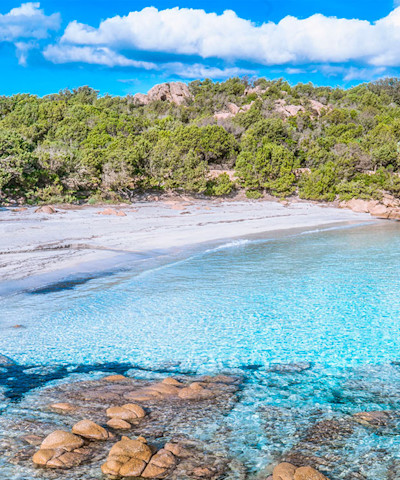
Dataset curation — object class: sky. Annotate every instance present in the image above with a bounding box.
[1,1,400,96]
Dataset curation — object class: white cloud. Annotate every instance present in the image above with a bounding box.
[43,43,250,76]
[165,63,255,79]
[43,45,156,69]
[0,2,60,42]
[343,67,387,81]
[285,68,307,75]
[15,41,37,66]
[56,6,400,68]
[319,64,387,81]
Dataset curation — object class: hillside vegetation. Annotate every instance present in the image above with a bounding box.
[1,77,400,204]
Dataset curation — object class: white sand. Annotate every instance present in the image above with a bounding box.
[0,199,373,287]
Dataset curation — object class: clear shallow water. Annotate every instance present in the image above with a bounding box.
[1,221,400,368]
[1,221,400,478]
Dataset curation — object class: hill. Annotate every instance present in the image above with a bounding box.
[1,77,400,205]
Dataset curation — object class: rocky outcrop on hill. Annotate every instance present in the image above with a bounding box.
[134,82,193,106]
[274,99,305,117]
[244,85,266,96]
[214,102,253,121]
[309,99,328,115]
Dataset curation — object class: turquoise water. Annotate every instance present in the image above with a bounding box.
[1,221,400,478]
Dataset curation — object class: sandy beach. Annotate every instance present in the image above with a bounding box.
[0,199,373,290]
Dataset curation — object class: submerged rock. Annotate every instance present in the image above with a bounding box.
[22,434,43,446]
[0,354,16,366]
[268,362,313,374]
[125,379,217,403]
[103,374,129,382]
[178,383,214,400]
[352,411,391,427]
[281,418,354,475]
[49,402,77,413]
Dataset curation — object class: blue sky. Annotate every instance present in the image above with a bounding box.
[0,1,399,96]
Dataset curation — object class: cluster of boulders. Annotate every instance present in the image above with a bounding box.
[101,436,176,478]
[274,99,305,117]
[213,102,253,121]
[32,398,148,471]
[32,427,98,468]
[213,98,329,121]
[125,377,216,402]
[26,372,363,479]
[341,196,400,219]
[273,462,329,480]
[134,82,193,106]
[274,99,328,118]
[131,81,330,121]
[32,426,178,478]
[29,375,237,478]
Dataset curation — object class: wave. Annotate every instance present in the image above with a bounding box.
[204,239,251,253]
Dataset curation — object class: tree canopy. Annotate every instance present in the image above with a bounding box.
[1,79,400,204]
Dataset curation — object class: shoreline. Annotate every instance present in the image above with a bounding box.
[0,199,375,294]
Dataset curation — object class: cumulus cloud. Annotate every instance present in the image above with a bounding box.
[55,6,400,68]
[0,2,60,42]
[43,45,156,69]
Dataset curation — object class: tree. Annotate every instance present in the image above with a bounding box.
[236,142,296,196]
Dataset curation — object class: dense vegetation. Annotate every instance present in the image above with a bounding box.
[2,77,400,204]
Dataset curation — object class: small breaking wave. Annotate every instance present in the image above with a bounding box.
[204,239,251,253]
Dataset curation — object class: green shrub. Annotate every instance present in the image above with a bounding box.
[245,190,263,199]
[298,162,337,201]
[206,173,235,196]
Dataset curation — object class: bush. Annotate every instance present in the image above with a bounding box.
[235,142,296,197]
[245,190,263,199]
[298,162,338,201]
[206,173,235,196]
